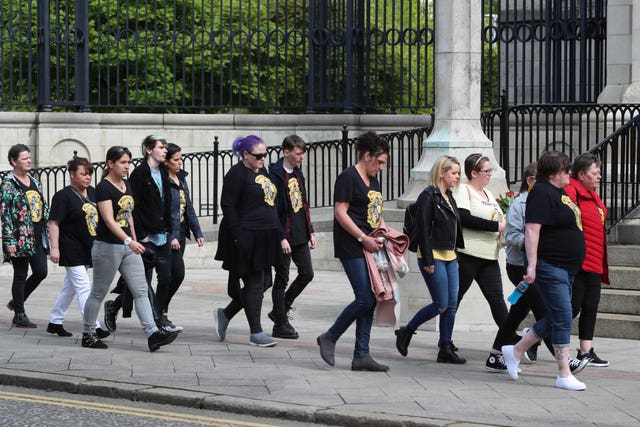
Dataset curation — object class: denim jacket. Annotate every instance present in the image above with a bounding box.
[504,191,527,266]
[0,172,49,262]
[167,170,203,243]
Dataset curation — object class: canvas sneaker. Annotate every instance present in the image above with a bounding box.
[569,357,590,375]
[249,332,277,347]
[501,345,520,380]
[577,347,609,367]
[556,374,586,391]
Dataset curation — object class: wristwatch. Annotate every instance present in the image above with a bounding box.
[123,237,132,246]
[357,233,365,243]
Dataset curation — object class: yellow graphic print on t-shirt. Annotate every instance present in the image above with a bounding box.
[115,195,135,228]
[561,195,583,231]
[82,202,98,237]
[367,190,383,228]
[288,177,303,213]
[598,206,605,225]
[179,189,186,223]
[255,175,277,206]
[25,190,43,223]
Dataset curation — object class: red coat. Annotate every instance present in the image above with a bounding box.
[564,177,609,283]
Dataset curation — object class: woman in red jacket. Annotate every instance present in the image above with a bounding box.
[564,153,609,367]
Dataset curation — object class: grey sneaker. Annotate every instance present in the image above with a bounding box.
[249,332,277,347]
[214,308,229,341]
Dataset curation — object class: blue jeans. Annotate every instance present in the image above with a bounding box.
[327,257,377,358]
[531,259,574,348]
[407,258,459,343]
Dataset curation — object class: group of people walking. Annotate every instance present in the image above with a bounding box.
[1,138,204,352]
[1,134,610,391]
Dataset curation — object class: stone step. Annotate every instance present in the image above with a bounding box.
[607,244,640,267]
[607,266,640,291]
[580,313,640,340]
[611,219,640,245]
[598,289,640,316]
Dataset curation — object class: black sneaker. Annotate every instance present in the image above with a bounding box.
[103,300,117,332]
[81,332,108,349]
[569,357,590,374]
[95,327,111,339]
[577,347,609,367]
[485,354,507,372]
[148,329,178,352]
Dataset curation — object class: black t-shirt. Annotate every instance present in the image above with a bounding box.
[525,181,586,274]
[333,166,384,259]
[49,186,97,266]
[95,179,135,244]
[17,178,45,236]
[285,174,308,246]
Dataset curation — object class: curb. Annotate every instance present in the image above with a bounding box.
[0,368,493,427]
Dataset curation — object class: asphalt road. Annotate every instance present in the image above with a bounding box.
[0,385,328,427]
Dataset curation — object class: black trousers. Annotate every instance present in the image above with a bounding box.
[571,269,602,341]
[271,242,314,317]
[10,236,48,314]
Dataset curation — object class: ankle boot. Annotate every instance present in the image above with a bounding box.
[437,341,467,364]
[351,354,389,372]
[12,312,37,328]
[394,326,415,357]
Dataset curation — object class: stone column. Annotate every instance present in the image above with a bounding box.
[395,1,508,335]
[622,0,640,101]
[397,0,507,209]
[598,0,634,103]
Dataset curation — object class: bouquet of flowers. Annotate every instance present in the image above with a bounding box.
[496,190,516,214]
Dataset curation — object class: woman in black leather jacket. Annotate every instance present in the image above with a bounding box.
[395,155,466,363]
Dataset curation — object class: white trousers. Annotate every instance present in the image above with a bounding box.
[50,265,101,329]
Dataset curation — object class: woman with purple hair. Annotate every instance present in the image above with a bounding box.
[214,135,283,347]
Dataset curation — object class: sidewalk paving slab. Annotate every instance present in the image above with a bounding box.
[0,265,639,426]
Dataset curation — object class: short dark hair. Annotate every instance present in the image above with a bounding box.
[463,153,490,180]
[536,151,570,183]
[141,134,167,159]
[68,156,94,175]
[355,131,389,160]
[8,144,30,166]
[282,134,306,152]
[166,142,182,160]
[571,152,601,177]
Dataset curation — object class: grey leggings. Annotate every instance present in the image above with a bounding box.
[83,241,158,337]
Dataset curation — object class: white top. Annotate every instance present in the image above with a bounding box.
[453,183,504,260]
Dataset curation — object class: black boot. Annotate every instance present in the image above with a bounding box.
[12,312,37,328]
[437,341,467,364]
[269,310,299,339]
[394,326,415,357]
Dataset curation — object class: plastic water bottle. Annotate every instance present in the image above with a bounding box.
[507,281,529,305]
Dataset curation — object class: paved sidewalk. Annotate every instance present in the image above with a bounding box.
[0,265,638,426]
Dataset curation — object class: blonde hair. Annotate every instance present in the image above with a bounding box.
[429,155,460,187]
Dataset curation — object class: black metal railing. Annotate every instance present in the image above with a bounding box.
[1,0,434,113]
[483,98,640,185]
[481,0,606,108]
[589,115,640,231]
[0,125,431,223]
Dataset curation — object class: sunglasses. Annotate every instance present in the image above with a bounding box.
[246,151,268,160]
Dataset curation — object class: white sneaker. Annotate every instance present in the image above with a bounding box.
[501,345,520,380]
[556,374,586,391]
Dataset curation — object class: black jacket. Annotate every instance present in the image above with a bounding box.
[416,186,465,265]
[268,157,314,241]
[129,160,172,240]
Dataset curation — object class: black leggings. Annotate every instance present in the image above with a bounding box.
[491,263,554,356]
[457,252,509,327]
[571,269,602,341]
[224,269,269,334]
